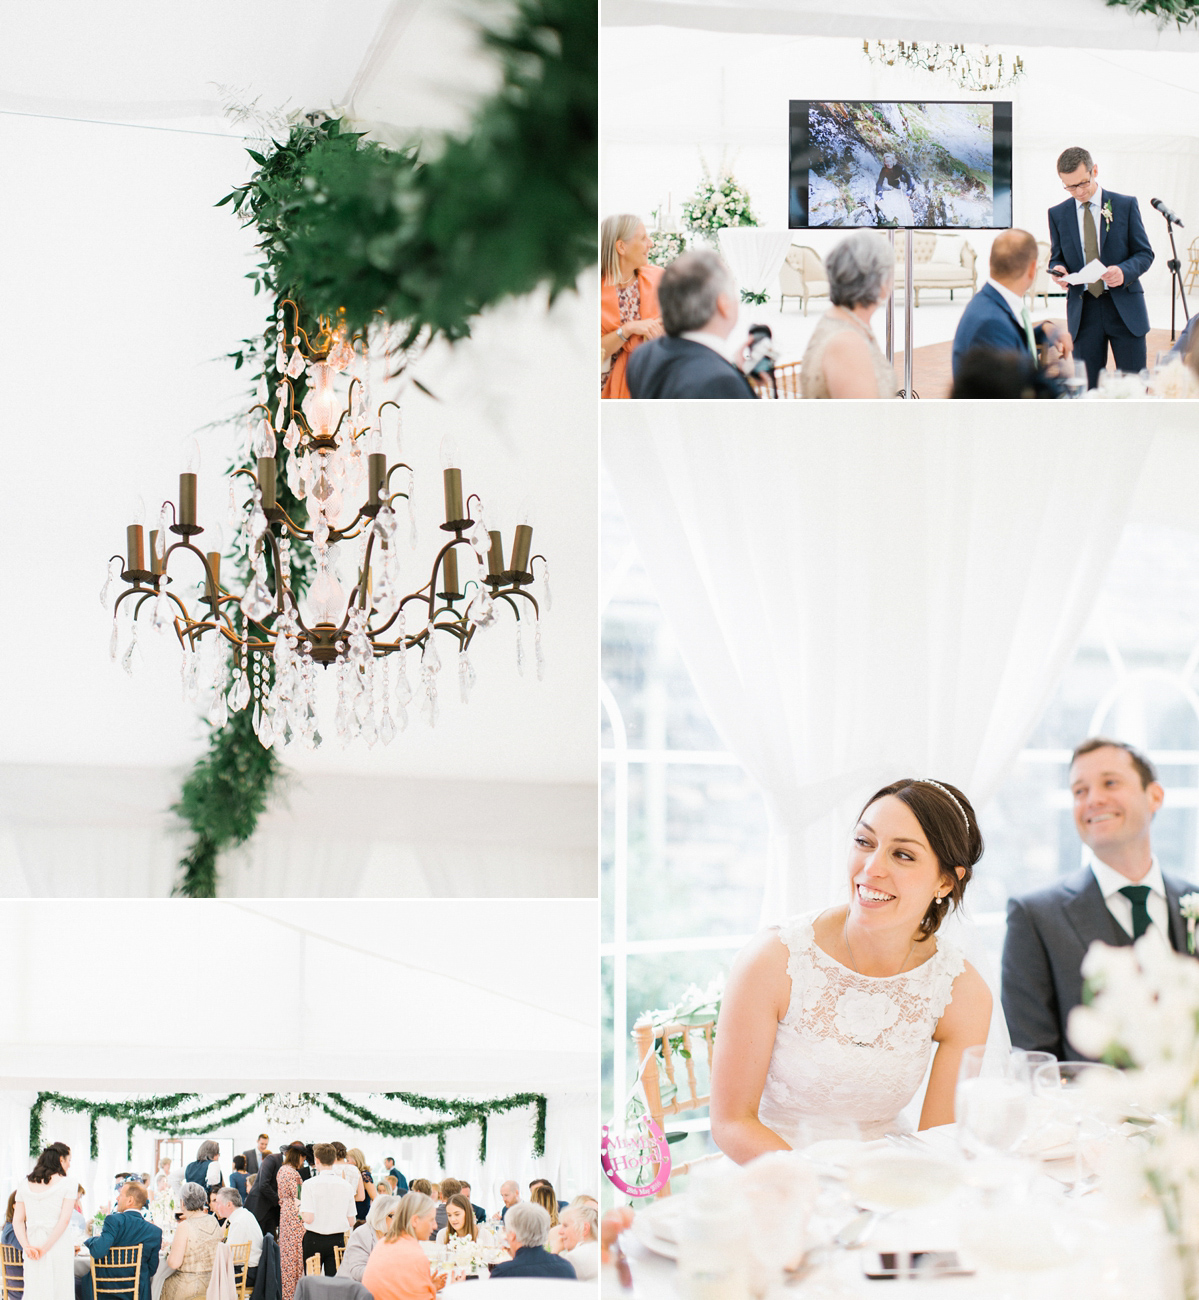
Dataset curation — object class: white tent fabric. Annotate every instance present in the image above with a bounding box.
[602,0,1199,51]
[603,402,1161,922]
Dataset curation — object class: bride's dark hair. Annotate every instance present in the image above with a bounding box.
[28,1142,71,1184]
[857,779,983,940]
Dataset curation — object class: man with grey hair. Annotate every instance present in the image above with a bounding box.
[626,250,756,399]
[489,1202,577,1278]
[558,1203,599,1280]
[213,1187,263,1287]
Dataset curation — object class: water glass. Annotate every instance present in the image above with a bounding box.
[955,1046,1033,1158]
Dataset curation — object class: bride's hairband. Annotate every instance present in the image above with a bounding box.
[917,779,971,833]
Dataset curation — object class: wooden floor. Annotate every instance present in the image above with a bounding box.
[891,326,1183,399]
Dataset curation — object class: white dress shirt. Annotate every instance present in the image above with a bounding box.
[300,1170,356,1234]
[1074,185,1106,262]
[1090,854,1169,942]
[224,1206,263,1268]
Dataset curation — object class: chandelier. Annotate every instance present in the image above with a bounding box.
[863,41,1025,93]
[100,302,550,750]
[261,1092,314,1134]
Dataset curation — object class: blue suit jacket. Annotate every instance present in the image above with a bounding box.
[1169,312,1197,359]
[627,336,757,399]
[81,1212,162,1300]
[951,283,1036,380]
[1047,190,1153,339]
[488,1246,577,1279]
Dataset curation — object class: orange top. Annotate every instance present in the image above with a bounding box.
[601,264,664,399]
[361,1236,437,1300]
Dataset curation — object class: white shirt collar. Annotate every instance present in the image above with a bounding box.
[985,277,1028,321]
[1089,853,1164,901]
[679,329,733,360]
[1075,185,1104,217]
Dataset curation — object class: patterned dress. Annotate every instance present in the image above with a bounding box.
[276,1166,304,1300]
[601,281,642,391]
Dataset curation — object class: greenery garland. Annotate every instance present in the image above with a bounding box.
[170,0,594,896]
[29,1092,247,1160]
[1105,0,1199,26]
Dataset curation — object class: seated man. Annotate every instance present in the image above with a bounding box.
[213,1188,262,1290]
[626,251,757,399]
[489,1203,576,1279]
[75,1182,161,1300]
[557,1204,599,1281]
[951,229,1072,392]
[458,1182,486,1227]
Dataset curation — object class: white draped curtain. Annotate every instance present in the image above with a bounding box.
[604,403,1154,922]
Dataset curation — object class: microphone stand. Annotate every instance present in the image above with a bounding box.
[1161,211,1190,342]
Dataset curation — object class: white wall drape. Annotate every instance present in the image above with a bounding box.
[604,403,1157,922]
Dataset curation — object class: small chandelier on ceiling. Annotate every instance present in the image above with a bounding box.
[100,302,550,751]
[863,40,1025,93]
[262,1092,314,1134]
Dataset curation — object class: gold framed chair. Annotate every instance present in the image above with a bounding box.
[229,1241,251,1300]
[631,1016,721,1196]
[334,1246,345,1271]
[304,1255,322,1276]
[90,1244,144,1300]
[749,359,802,399]
[1,1243,23,1300]
[1185,236,1199,295]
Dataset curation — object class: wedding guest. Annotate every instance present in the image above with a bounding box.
[337,1194,398,1283]
[2,1191,23,1300]
[626,250,756,398]
[161,1182,223,1300]
[1048,147,1154,388]
[275,1144,306,1300]
[489,1204,576,1280]
[601,215,664,399]
[380,1159,407,1195]
[13,1143,76,1300]
[184,1142,224,1195]
[299,1145,355,1277]
[245,1146,284,1240]
[360,1192,445,1300]
[70,1187,87,1235]
[242,1136,269,1179]
[407,1181,432,1198]
[79,1182,161,1300]
[458,1182,485,1226]
[800,230,897,398]
[1002,738,1199,1060]
[435,1195,490,1248]
[229,1157,250,1205]
[330,1144,364,1204]
[212,1189,261,1290]
[346,1149,373,1220]
[529,1181,567,1214]
[434,1180,461,1233]
[529,1185,559,1229]
[950,348,1040,399]
[951,230,1073,393]
[497,1182,520,1223]
[556,1205,599,1280]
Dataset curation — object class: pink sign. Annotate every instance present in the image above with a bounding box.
[601,1116,672,1198]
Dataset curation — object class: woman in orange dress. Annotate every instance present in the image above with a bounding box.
[361,1192,445,1300]
[601,215,665,399]
[275,1145,305,1300]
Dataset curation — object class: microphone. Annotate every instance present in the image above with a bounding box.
[1151,198,1185,227]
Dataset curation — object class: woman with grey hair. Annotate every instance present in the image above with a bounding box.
[337,1193,399,1282]
[161,1183,223,1300]
[361,1192,443,1299]
[800,230,898,399]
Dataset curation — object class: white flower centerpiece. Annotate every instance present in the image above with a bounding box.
[149,1189,178,1230]
[681,162,759,250]
[1068,935,1199,1296]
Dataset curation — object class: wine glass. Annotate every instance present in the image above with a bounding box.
[1064,359,1088,399]
[955,1046,1034,1159]
[1032,1061,1119,1194]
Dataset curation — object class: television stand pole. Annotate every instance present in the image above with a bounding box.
[886,228,896,366]
[901,227,915,398]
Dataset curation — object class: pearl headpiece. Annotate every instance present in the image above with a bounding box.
[917,779,970,833]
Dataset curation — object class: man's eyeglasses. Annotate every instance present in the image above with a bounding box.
[1062,175,1095,194]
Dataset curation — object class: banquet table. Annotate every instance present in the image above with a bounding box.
[611,1124,1180,1298]
[717,228,793,300]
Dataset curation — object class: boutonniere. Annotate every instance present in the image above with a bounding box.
[1102,200,1114,228]
[1181,892,1199,954]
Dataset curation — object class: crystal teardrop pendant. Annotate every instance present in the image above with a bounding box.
[379,709,396,746]
[100,564,114,610]
[152,590,172,632]
[515,622,524,676]
[258,712,275,749]
[121,624,139,676]
[208,691,228,729]
[275,341,288,373]
[284,419,301,451]
[232,673,251,713]
[541,562,552,612]
[467,587,495,628]
[286,346,305,379]
[240,576,274,623]
[109,618,119,660]
[421,628,441,675]
[535,621,545,681]
[458,650,476,704]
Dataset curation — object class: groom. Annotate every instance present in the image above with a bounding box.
[1047,147,1154,389]
[1002,738,1199,1061]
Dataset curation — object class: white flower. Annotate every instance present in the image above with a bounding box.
[833,988,899,1044]
[1181,893,1199,921]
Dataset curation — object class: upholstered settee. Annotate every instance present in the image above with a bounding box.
[892,232,977,306]
[778,245,830,315]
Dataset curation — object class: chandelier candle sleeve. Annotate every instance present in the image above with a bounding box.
[443,467,464,525]
[368,453,386,508]
[442,546,459,597]
[149,532,164,577]
[126,524,145,574]
[487,531,506,578]
[179,473,197,529]
[511,525,533,577]
[205,553,221,603]
[258,457,277,512]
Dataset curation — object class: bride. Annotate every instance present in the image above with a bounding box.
[710,778,993,1158]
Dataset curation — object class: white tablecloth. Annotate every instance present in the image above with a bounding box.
[717,228,793,297]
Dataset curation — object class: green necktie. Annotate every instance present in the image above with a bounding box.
[1119,885,1152,939]
[1083,202,1104,299]
[1020,303,1037,358]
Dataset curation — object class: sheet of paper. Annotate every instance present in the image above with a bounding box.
[1061,259,1107,285]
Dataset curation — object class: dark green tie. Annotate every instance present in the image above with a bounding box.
[1083,203,1104,299]
[1119,885,1151,939]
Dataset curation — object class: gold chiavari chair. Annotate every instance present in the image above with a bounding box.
[90,1244,144,1300]
[334,1246,345,1271]
[749,359,802,399]
[228,1241,251,1300]
[1,1244,23,1300]
[304,1255,322,1276]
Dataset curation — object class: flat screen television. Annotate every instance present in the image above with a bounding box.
[789,100,1012,230]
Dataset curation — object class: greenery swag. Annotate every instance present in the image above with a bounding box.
[170,0,595,895]
[29,1090,548,1167]
[1106,0,1199,26]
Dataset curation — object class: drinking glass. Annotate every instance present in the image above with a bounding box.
[1064,359,1088,399]
[1032,1061,1119,1194]
[955,1046,1033,1159]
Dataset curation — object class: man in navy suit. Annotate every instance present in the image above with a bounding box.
[488,1203,576,1279]
[951,229,1073,389]
[75,1182,161,1300]
[627,250,757,399]
[1048,147,1154,388]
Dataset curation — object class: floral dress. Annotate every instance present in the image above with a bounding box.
[601,281,642,391]
[276,1166,304,1300]
[757,911,965,1142]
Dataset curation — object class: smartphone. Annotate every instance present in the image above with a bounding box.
[862,1250,973,1279]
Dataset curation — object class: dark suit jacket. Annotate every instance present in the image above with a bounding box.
[488,1247,577,1279]
[1002,865,1198,1060]
[81,1212,162,1300]
[247,1153,283,1221]
[243,1150,261,1176]
[951,283,1036,380]
[1047,190,1154,339]
[1169,312,1197,359]
[626,336,757,399]
[249,1234,280,1300]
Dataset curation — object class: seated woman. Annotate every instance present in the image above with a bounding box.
[338,1194,397,1282]
[801,231,898,399]
[361,1193,445,1300]
[710,778,993,1157]
[161,1183,223,1300]
[601,215,664,399]
[434,1194,493,1250]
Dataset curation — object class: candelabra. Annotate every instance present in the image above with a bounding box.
[863,41,1024,93]
[100,304,550,750]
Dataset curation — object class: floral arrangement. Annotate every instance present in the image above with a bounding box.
[440,1234,505,1274]
[148,1190,178,1229]
[681,166,758,240]
[1180,893,1199,953]
[648,230,687,269]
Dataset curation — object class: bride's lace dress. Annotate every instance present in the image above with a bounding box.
[758,911,965,1143]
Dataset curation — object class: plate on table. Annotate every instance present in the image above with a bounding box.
[629,1195,686,1259]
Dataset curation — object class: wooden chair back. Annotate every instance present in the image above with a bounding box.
[631,1016,719,1196]
[305,1255,322,1276]
[1186,236,1199,294]
[1,1244,22,1300]
[228,1241,251,1300]
[749,360,802,399]
[334,1246,345,1271]
[90,1244,144,1300]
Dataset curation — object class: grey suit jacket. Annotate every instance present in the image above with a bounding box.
[1002,865,1198,1060]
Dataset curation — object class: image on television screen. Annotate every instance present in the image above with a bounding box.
[789,100,1012,230]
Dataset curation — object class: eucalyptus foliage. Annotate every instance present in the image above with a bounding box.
[1106,0,1199,25]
